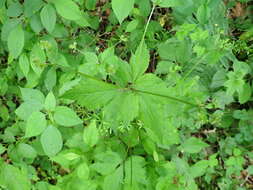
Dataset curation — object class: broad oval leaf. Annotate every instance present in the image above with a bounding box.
[77,162,90,180]
[25,111,47,138]
[112,0,134,24]
[54,106,82,127]
[7,24,24,58]
[7,2,23,17]
[53,0,82,20]
[20,87,45,105]
[17,143,37,159]
[40,4,56,33]
[44,91,56,111]
[83,120,99,147]
[41,125,63,156]
[24,0,44,17]
[30,43,46,76]
[179,137,209,154]
[19,53,30,77]
[0,163,31,190]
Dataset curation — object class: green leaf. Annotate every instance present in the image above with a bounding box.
[54,106,82,127]
[30,43,46,76]
[179,137,209,154]
[133,74,171,104]
[158,39,192,64]
[40,4,56,33]
[19,53,30,77]
[24,0,44,17]
[20,88,45,105]
[104,91,139,123]
[83,120,99,147]
[224,71,245,96]
[211,70,227,89]
[85,0,97,10]
[131,42,150,81]
[233,61,250,75]
[44,67,57,91]
[53,0,82,20]
[84,52,99,64]
[59,78,81,96]
[0,105,9,121]
[77,163,90,180]
[155,61,172,75]
[17,143,37,159]
[103,167,123,190]
[120,127,139,147]
[156,0,182,7]
[25,111,47,138]
[7,2,23,17]
[15,102,44,120]
[238,83,252,104]
[45,92,56,111]
[124,156,146,184]
[0,163,31,190]
[92,151,122,175]
[139,95,166,144]
[40,126,63,156]
[196,4,210,24]
[0,144,6,155]
[113,59,132,87]
[126,19,139,32]
[112,0,135,24]
[7,24,24,59]
[189,160,209,178]
[1,18,20,41]
[30,13,43,33]
[63,78,119,109]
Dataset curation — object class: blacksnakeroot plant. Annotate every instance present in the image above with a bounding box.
[1,0,253,189]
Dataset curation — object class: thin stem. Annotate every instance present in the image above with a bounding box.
[141,4,156,44]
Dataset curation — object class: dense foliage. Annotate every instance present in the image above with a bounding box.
[1,0,253,189]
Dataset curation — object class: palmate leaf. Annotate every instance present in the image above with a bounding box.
[63,70,198,145]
